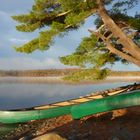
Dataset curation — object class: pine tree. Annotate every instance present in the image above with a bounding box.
[12,0,140,81]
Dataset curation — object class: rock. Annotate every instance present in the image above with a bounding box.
[111,137,120,140]
[32,133,66,140]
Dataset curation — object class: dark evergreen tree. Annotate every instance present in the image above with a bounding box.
[12,0,140,81]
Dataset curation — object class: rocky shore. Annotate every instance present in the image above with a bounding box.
[1,106,140,140]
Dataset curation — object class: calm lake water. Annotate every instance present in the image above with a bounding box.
[0,79,133,110]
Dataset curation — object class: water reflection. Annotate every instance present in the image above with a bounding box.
[0,81,133,110]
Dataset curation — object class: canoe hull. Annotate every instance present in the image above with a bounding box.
[0,105,71,124]
[71,91,140,119]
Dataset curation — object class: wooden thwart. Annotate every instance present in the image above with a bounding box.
[35,87,129,110]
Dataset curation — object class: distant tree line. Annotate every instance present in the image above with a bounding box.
[0,69,79,77]
[0,69,140,79]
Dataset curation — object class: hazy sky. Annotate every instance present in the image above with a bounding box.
[0,0,140,71]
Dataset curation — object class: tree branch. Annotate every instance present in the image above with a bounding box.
[64,9,97,29]
[56,10,71,17]
[88,29,140,67]
[96,0,140,61]
[107,44,140,67]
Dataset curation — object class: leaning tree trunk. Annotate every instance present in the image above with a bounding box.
[96,0,140,67]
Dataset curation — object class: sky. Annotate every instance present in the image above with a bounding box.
[0,0,140,71]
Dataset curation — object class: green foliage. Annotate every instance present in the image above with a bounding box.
[16,22,41,32]
[12,14,36,23]
[51,22,65,31]
[39,29,57,50]
[65,11,90,26]
[58,0,96,11]
[60,33,117,81]
[63,68,110,81]
[12,0,140,80]
[58,0,82,11]
[15,38,39,53]
[129,18,140,30]
[60,35,116,68]
[12,0,97,53]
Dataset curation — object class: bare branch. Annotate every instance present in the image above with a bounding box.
[56,10,71,17]
[88,29,140,66]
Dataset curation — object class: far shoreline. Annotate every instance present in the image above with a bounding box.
[0,76,140,84]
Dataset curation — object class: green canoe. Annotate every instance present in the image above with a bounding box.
[71,90,140,119]
[0,84,139,124]
[0,105,72,124]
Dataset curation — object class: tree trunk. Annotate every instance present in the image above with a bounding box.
[96,0,140,64]
[107,44,140,67]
